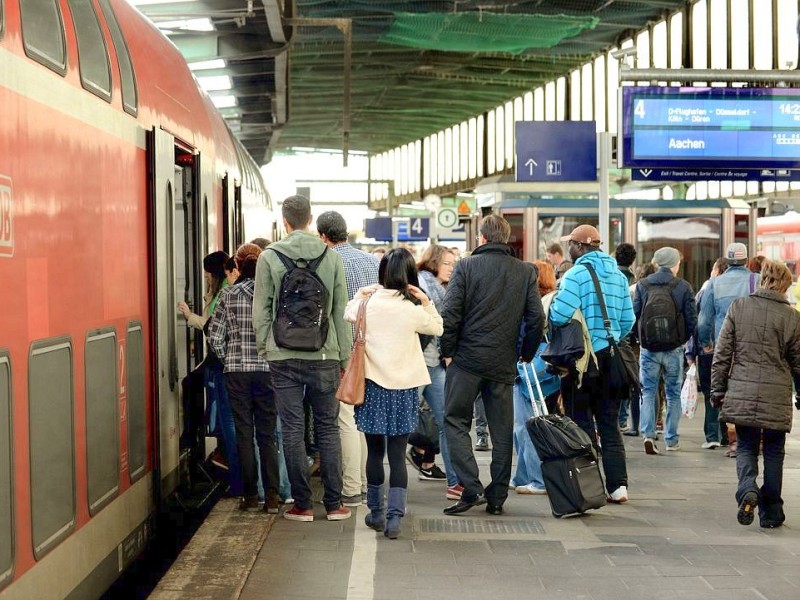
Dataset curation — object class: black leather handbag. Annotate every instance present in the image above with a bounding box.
[541,319,585,375]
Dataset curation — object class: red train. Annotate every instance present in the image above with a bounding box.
[0,0,274,597]
[757,211,800,277]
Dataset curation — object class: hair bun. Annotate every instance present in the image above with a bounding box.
[235,243,262,267]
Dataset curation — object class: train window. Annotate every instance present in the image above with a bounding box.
[0,351,13,588]
[67,0,111,101]
[538,216,623,260]
[28,338,75,559]
[20,0,67,75]
[97,0,137,116]
[85,329,119,516]
[126,322,146,483]
[637,215,720,293]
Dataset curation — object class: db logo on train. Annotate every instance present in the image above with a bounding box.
[0,175,12,258]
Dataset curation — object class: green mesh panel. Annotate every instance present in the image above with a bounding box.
[380,12,599,54]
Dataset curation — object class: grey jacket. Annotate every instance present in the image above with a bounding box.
[712,289,800,432]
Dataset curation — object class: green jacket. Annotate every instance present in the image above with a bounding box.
[253,230,352,367]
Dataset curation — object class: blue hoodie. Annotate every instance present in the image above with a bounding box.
[549,250,635,353]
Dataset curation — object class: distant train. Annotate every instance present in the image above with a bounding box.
[0,0,274,597]
[757,211,800,277]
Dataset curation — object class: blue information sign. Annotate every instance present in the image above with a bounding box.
[622,87,800,169]
[515,121,597,182]
[364,217,430,241]
[631,167,800,182]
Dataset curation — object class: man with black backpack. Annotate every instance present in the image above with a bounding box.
[633,247,697,455]
[253,195,353,522]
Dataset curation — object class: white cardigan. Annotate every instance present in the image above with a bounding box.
[344,288,444,390]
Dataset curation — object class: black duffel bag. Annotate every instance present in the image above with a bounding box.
[540,319,585,375]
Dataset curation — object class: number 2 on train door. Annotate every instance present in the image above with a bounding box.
[0,176,12,257]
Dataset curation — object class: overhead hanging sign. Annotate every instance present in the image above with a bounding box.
[515,121,597,182]
[364,217,430,242]
[631,167,800,182]
[621,87,800,170]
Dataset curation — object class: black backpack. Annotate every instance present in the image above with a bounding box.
[638,278,685,351]
[270,247,330,351]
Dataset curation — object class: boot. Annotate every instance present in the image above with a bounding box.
[726,424,737,458]
[384,487,407,539]
[364,484,385,531]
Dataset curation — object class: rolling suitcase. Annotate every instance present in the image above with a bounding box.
[520,362,606,518]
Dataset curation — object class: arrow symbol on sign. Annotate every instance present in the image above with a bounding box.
[640,169,652,178]
[525,158,538,175]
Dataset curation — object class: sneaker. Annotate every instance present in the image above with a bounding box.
[283,506,314,522]
[643,438,660,455]
[446,483,464,500]
[608,486,628,504]
[666,442,681,452]
[264,490,279,514]
[619,424,630,433]
[737,491,758,526]
[516,483,547,495]
[405,447,424,473]
[701,441,720,449]
[238,496,260,512]
[419,464,447,481]
[474,436,490,451]
[622,429,639,437]
[342,494,363,507]
[326,505,352,521]
[280,497,294,505]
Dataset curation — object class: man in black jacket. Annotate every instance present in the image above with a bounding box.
[441,214,544,516]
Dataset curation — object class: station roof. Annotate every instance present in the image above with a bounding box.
[136,0,688,163]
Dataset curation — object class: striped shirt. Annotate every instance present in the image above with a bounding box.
[332,243,380,300]
[208,278,269,373]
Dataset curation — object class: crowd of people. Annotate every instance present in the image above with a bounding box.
[180,195,800,538]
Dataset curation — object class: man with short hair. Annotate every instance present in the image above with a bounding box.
[546,242,573,280]
[634,247,697,455]
[698,243,759,351]
[615,243,637,285]
[549,224,635,503]
[317,210,379,507]
[253,195,353,522]
[441,214,544,516]
[614,242,638,432]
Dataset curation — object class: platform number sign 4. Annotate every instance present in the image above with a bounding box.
[0,176,12,257]
[410,218,424,235]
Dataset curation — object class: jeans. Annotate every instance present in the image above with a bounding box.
[276,418,292,501]
[474,395,488,437]
[735,425,786,522]
[225,371,280,500]
[697,353,722,443]
[639,347,684,446]
[269,359,343,511]
[419,364,458,487]
[445,363,514,506]
[560,349,627,494]
[205,364,242,496]
[511,384,544,488]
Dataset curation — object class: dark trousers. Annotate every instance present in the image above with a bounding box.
[735,425,786,522]
[697,353,725,443]
[444,363,513,506]
[269,359,343,511]
[560,350,628,493]
[225,371,279,500]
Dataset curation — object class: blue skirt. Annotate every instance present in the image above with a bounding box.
[354,379,418,436]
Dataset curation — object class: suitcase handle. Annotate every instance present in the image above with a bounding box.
[520,361,549,417]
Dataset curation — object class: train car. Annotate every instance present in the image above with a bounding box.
[757,211,800,277]
[0,0,274,597]
[475,176,756,293]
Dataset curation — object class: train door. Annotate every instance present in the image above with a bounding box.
[148,128,182,499]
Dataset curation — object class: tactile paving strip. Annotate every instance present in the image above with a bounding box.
[415,517,545,535]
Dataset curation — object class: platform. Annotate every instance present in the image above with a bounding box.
[151,413,800,600]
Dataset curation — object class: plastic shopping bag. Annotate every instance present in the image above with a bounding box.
[681,363,698,418]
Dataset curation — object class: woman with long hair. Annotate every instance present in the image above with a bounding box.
[409,245,459,499]
[711,260,800,528]
[177,251,242,497]
[209,243,281,513]
[345,248,443,538]
[511,260,558,495]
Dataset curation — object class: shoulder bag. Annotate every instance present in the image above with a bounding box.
[336,294,371,406]
[584,264,641,394]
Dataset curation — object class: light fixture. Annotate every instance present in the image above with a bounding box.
[212,95,237,109]
[189,59,226,71]
[198,75,232,92]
